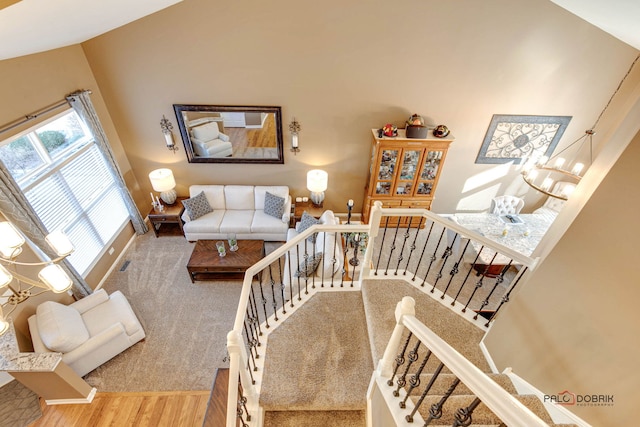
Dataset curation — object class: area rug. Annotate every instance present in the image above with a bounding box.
[83,233,281,392]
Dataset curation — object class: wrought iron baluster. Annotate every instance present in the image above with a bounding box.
[247,285,262,339]
[246,296,261,351]
[330,232,338,288]
[277,257,286,315]
[441,239,471,299]
[243,319,258,373]
[474,261,511,320]
[452,246,484,306]
[462,251,498,313]
[250,282,268,331]
[256,275,269,328]
[394,339,421,397]
[412,221,434,281]
[484,266,528,327]
[453,396,482,427]
[394,217,413,275]
[430,232,457,293]
[420,227,446,287]
[295,245,302,301]
[423,377,460,426]
[403,217,424,274]
[374,216,391,275]
[406,361,444,423]
[236,378,251,426]
[286,248,295,308]
[387,332,413,386]
[267,263,278,322]
[400,349,432,408]
[349,233,362,268]
[384,217,403,275]
[320,231,326,287]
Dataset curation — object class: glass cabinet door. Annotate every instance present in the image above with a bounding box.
[375,149,398,195]
[416,150,444,195]
[395,149,421,196]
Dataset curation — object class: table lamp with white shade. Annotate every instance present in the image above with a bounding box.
[307,169,328,208]
[149,168,177,205]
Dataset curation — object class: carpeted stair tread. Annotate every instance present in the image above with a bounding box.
[260,292,373,411]
[361,279,490,372]
[264,410,365,426]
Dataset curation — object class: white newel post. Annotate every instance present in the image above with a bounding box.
[361,201,383,278]
[226,330,257,427]
[377,296,416,378]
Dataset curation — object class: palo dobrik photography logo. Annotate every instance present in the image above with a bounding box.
[558,390,576,406]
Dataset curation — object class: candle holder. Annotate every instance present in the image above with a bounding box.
[346,199,354,225]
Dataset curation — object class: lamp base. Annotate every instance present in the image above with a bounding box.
[310,191,324,208]
[160,189,177,205]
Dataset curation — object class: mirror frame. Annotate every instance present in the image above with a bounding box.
[173,104,284,164]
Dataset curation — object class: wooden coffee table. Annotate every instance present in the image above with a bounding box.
[186,239,265,283]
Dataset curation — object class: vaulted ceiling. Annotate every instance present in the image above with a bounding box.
[0,0,637,61]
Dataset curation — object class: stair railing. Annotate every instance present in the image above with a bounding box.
[370,296,549,426]
[226,202,541,426]
[363,202,539,326]
[226,222,370,427]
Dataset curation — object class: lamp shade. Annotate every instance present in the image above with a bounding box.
[149,169,176,192]
[307,170,328,192]
[0,264,13,288]
[46,230,74,257]
[0,221,25,257]
[38,264,72,293]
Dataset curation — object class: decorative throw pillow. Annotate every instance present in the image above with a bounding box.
[264,191,285,219]
[182,191,213,220]
[298,211,321,242]
[294,252,323,278]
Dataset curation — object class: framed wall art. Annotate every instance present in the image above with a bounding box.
[475,114,572,164]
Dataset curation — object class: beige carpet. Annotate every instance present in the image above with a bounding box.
[84,232,246,392]
[260,292,373,412]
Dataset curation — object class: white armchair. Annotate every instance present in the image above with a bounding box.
[28,289,145,377]
[491,195,524,215]
[190,121,233,158]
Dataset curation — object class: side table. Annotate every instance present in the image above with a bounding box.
[148,198,186,237]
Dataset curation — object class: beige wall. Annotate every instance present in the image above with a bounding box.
[0,46,140,338]
[81,0,638,216]
[484,129,640,424]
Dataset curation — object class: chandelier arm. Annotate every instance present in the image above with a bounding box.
[0,254,68,266]
[522,175,568,201]
[534,166,583,181]
[6,270,51,291]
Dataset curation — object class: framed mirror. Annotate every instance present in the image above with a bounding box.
[173,104,284,164]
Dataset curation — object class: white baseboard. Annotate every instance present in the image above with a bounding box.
[94,232,137,291]
[479,341,499,374]
[503,368,592,427]
[45,387,96,405]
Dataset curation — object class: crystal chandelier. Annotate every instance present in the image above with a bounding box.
[0,221,74,335]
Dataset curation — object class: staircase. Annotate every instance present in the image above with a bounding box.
[255,279,576,426]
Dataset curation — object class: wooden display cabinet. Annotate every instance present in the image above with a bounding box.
[362,128,454,226]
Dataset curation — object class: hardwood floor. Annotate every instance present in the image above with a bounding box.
[29,390,210,427]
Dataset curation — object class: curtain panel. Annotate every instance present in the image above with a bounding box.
[66,90,148,235]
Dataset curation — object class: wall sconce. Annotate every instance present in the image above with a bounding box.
[160,115,179,153]
[149,168,177,205]
[307,169,328,207]
[289,117,301,155]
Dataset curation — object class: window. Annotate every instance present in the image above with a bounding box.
[0,110,129,276]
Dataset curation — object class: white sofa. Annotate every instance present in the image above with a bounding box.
[190,121,233,158]
[28,289,145,377]
[282,210,344,287]
[182,185,291,242]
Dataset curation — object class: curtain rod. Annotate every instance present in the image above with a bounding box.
[0,98,70,136]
